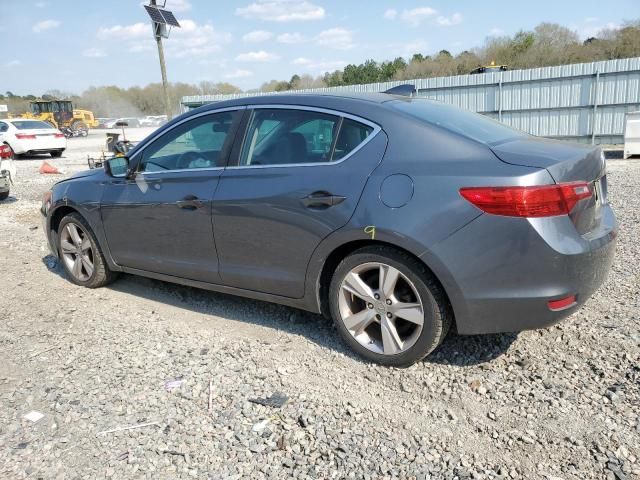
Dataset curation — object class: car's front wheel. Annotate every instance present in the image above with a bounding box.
[50,150,64,158]
[58,213,117,288]
[329,246,452,367]
[0,190,8,201]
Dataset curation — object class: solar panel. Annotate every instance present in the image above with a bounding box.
[159,9,180,27]
[144,5,180,28]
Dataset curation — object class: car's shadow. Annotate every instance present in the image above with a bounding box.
[0,195,18,204]
[44,257,517,367]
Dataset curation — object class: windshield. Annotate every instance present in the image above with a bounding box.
[12,120,55,130]
[392,98,526,145]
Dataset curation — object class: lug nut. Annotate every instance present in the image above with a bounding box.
[374,293,380,300]
[375,314,381,320]
[386,312,392,318]
[367,303,373,309]
[386,299,392,305]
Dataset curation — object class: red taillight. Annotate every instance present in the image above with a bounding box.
[547,295,577,311]
[0,144,11,158]
[459,182,592,218]
[54,133,64,138]
[15,133,37,140]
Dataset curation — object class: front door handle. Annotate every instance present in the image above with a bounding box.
[301,191,346,209]
[177,195,204,210]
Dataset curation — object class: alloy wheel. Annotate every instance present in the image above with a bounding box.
[337,262,424,355]
[60,222,94,282]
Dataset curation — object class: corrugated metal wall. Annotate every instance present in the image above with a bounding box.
[181,57,640,144]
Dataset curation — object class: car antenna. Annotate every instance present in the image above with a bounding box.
[382,84,416,97]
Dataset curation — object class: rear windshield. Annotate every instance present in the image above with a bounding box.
[392,99,526,145]
[12,120,54,130]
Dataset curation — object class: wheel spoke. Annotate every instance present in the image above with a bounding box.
[381,317,403,354]
[80,237,91,252]
[72,257,82,278]
[60,239,76,254]
[379,265,400,299]
[390,302,424,325]
[80,255,94,278]
[342,272,374,302]
[66,224,82,247]
[342,309,375,335]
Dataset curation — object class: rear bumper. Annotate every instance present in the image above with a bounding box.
[426,205,617,335]
[11,139,66,154]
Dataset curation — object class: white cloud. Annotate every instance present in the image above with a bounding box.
[35,1,48,7]
[389,40,428,58]
[578,21,621,39]
[437,12,462,27]
[585,17,599,23]
[277,32,304,43]
[166,0,191,12]
[235,50,280,62]
[225,69,253,79]
[291,58,347,72]
[489,28,504,37]
[32,19,60,33]
[5,60,21,67]
[399,7,437,27]
[384,9,397,20]
[236,0,325,22]
[98,20,231,58]
[83,48,106,58]
[291,57,311,65]
[242,30,273,42]
[97,22,148,40]
[315,28,354,50]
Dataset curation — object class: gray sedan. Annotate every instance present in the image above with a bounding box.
[41,93,617,366]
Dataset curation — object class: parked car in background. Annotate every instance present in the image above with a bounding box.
[0,143,16,200]
[40,93,617,366]
[139,115,168,127]
[0,118,66,158]
[96,118,116,129]
[103,117,140,129]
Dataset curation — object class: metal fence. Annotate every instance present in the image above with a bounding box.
[181,57,640,144]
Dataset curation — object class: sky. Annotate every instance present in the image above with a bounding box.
[1,0,638,95]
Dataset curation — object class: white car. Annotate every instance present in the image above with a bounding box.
[0,119,66,158]
[139,115,167,127]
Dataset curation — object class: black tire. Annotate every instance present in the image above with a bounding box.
[50,149,64,158]
[57,213,118,288]
[0,191,8,201]
[329,246,452,367]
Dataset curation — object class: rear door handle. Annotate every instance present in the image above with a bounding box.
[301,191,346,208]
[177,194,204,210]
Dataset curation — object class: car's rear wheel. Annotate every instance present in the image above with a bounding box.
[329,246,452,367]
[50,149,63,158]
[58,213,117,288]
[0,191,8,201]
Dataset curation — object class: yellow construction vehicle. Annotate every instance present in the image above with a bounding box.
[470,60,508,75]
[13,100,98,131]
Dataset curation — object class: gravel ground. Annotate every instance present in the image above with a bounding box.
[0,131,638,479]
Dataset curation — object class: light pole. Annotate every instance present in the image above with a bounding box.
[144,1,180,119]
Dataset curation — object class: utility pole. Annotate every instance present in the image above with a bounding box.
[147,0,179,120]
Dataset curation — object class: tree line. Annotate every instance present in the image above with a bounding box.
[1,20,638,117]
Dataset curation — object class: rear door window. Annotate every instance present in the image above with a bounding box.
[239,108,374,166]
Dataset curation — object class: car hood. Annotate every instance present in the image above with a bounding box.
[55,167,104,184]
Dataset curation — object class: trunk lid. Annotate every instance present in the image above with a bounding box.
[490,136,607,235]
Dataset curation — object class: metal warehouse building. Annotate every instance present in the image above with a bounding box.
[182,57,640,145]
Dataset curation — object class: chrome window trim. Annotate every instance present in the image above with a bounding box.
[227,104,382,170]
[128,106,246,173]
[139,166,224,176]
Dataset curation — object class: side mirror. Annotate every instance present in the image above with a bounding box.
[104,156,131,178]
